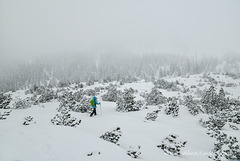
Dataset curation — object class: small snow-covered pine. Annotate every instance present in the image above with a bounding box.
[146,87,166,105]
[116,88,140,112]
[23,116,35,125]
[153,79,180,91]
[208,131,240,161]
[0,110,12,120]
[13,97,32,109]
[164,97,179,117]
[184,95,202,115]
[145,110,160,121]
[127,146,141,159]
[0,93,12,109]
[58,90,91,113]
[102,84,118,102]
[51,107,81,127]
[157,134,187,156]
[200,115,226,131]
[100,127,122,145]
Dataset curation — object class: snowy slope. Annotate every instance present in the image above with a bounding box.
[0,73,239,161]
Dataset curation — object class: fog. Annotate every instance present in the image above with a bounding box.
[1,0,240,59]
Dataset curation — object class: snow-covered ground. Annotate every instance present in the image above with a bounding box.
[0,73,240,161]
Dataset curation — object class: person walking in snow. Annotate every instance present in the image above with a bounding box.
[90,96,100,117]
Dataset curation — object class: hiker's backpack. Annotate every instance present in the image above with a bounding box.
[90,99,95,106]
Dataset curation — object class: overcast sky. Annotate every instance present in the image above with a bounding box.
[0,0,240,59]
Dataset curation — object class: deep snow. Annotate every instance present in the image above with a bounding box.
[0,73,240,161]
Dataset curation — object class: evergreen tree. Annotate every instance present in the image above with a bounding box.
[0,93,11,109]
[100,127,122,145]
[146,87,166,105]
[102,84,118,102]
[116,88,140,112]
[157,134,187,156]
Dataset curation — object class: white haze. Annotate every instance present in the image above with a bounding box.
[0,0,240,59]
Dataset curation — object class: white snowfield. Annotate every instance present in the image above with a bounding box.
[0,74,239,161]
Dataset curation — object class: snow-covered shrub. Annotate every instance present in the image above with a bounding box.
[0,110,12,120]
[181,86,190,93]
[77,83,84,88]
[100,127,122,145]
[145,87,166,105]
[38,88,57,103]
[23,116,35,125]
[190,85,197,88]
[86,151,101,157]
[197,83,205,87]
[116,88,140,112]
[58,90,91,113]
[229,124,238,130]
[153,79,180,91]
[25,85,45,95]
[225,83,237,87]
[157,134,187,156]
[227,111,240,124]
[51,108,81,127]
[202,73,217,84]
[164,97,179,117]
[200,115,226,131]
[0,93,11,109]
[127,146,141,159]
[84,89,96,96]
[184,95,202,116]
[201,86,230,114]
[102,84,119,102]
[57,81,71,88]
[208,131,240,161]
[13,97,32,109]
[86,80,94,86]
[145,110,160,121]
[71,97,91,113]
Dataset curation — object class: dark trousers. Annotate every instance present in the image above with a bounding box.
[90,108,97,116]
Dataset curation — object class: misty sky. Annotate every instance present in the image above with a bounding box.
[0,0,240,58]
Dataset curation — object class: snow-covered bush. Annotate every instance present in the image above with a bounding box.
[51,108,81,127]
[227,111,240,124]
[71,97,91,113]
[102,84,118,102]
[184,95,202,115]
[208,131,240,161]
[145,87,166,105]
[58,90,91,113]
[100,127,122,145]
[116,88,140,112]
[190,85,197,88]
[229,123,238,130]
[13,97,32,109]
[127,146,141,159]
[145,110,160,121]
[84,89,96,96]
[202,73,217,84]
[201,86,230,114]
[0,93,11,109]
[157,134,187,156]
[38,88,57,103]
[57,81,71,88]
[200,115,226,131]
[25,85,45,95]
[225,83,237,87]
[86,80,94,86]
[164,97,179,117]
[23,116,35,125]
[153,79,180,91]
[0,110,12,120]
